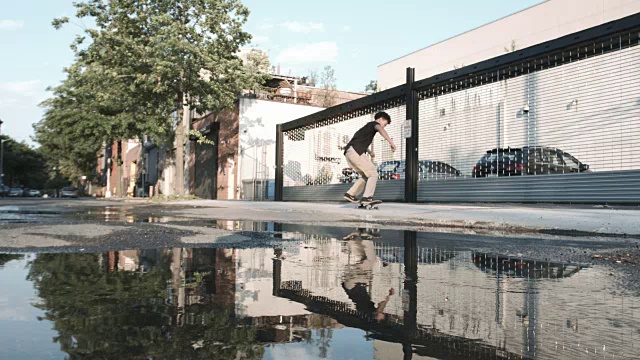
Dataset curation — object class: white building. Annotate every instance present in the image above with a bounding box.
[377,0,640,90]
[370,0,640,186]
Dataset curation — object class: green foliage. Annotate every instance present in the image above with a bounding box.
[0,254,24,268]
[1,135,49,188]
[243,49,270,77]
[188,130,215,145]
[27,251,264,359]
[57,0,260,114]
[319,66,337,107]
[364,80,377,94]
[38,0,267,182]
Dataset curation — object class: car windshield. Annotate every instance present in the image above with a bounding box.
[378,162,399,172]
[482,150,521,162]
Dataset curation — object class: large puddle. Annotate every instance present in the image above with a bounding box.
[1,231,639,359]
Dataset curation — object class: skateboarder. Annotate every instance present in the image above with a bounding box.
[343,112,396,205]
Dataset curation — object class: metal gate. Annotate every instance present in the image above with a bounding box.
[276,14,640,204]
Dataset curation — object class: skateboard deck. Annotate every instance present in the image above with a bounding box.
[356,200,382,210]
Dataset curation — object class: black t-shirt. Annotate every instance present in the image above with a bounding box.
[342,283,376,315]
[345,122,379,155]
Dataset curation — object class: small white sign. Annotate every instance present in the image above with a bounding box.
[404,120,412,138]
[402,289,410,312]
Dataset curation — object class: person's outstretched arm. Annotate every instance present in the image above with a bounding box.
[375,125,396,152]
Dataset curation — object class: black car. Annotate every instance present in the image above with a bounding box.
[378,160,460,181]
[472,147,590,178]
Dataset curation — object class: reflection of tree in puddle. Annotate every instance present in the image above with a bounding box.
[27,250,264,359]
[0,253,23,268]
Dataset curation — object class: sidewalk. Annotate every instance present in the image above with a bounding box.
[169,200,640,237]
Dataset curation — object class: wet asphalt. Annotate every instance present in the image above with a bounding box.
[1,197,639,293]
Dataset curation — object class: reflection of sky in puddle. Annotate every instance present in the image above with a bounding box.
[0,236,638,359]
[0,256,63,359]
[0,207,60,224]
[71,207,182,224]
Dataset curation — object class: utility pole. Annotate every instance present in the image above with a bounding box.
[0,118,3,186]
[0,140,6,187]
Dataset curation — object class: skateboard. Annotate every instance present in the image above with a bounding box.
[356,200,382,210]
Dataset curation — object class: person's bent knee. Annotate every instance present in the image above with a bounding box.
[363,169,378,179]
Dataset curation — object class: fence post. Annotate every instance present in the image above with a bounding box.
[404,67,419,203]
[275,124,284,201]
[403,230,418,345]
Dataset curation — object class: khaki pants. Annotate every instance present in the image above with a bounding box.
[345,147,378,198]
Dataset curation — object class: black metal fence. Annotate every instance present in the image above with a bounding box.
[276,13,640,203]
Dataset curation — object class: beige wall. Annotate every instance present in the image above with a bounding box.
[377,0,640,89]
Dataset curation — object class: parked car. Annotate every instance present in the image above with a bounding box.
[27,189,42,197]
[61,187,79,198]
[0,185,9,197]
[8,187,24,197]
[472,147,590,178]
[378,160,460,181]
[338,167,361,183]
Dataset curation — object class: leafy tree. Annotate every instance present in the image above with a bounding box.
[34,65,109,183]
[306,69,319,87]
[319,66,337,107]
[0,254,23,268]
[243,49,270,78]
[49,0,266,195]
[364,80,377,94]
[28,251,264,359]
[1,135,48,188]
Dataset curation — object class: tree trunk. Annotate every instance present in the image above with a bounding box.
[174,94,191,196]
[115,141,123,197]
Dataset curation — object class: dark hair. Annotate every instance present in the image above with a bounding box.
[374,111,391,124]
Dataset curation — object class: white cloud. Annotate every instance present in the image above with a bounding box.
[279,21,324,33]
[276,42,338,65]
[0,80,48,145]
[251,35,270,44]
[342,25,351,32]
[257,23,274,31]
[0,20,24,30]
[0,80,43,97]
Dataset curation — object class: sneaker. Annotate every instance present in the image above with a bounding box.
[360,196,375,204]
[343,193,359,203]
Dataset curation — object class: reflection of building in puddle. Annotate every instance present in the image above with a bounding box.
[271,236,640,360]
[162,246,346,346]
[96,240,640,359]
[214,220,276,232]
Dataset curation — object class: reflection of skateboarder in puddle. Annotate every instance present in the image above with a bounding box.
[342,227,381,240]
[341,238,394,321]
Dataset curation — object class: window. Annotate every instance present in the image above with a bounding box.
[484,151,521,162]
[562,152,580,170]
[378,162,399,172]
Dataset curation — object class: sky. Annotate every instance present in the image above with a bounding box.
[0,0,544,146]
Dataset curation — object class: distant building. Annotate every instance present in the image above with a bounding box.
[377,0,640,89]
